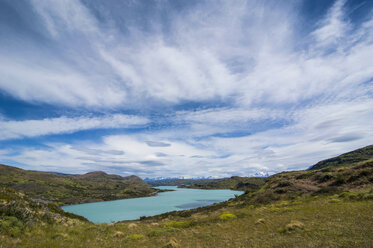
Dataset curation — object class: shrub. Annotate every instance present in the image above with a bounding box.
[218,213,237,221]
[276,181,292,188]
[178,211,192,218]
[68,228,81,235]
[0,216,24,237]
[269,206,281,212]
[255,192,280,204]
[362,193,373,200]
[314,186,341,195]
[125,234,144,241]
[359,170,371,177]
[329,198,342,203]
[315,173,334,183]
[339,191,359,200]
[274,188,287,194]
[52,233,68,239]
[331,174,348,186]
[166,220,192,228]
[296,173,313,179]
[320,167,332,172]
[338,191,373,201]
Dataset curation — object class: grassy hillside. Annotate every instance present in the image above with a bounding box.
[0,188,88,236]
[0,164,159,205]
[310,145,373,170]
[2,190,373,248]
[1,145,373,247]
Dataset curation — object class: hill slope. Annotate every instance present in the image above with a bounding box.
[0,164,159,205]
[177,176,266,191]
[0,188,88,237]
[310,145,373,170]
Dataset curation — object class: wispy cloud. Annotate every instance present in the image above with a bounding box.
[1,0,372,108]
[0,114,149,140]
[312,0,349,48]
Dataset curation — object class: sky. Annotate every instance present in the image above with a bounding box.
[0,0,372,178]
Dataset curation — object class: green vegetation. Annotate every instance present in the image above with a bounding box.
[310,145,373,170]
[218,212,237,220]
[124,234,145,241]
[1,145,373,247]
[1,191,372,247]
[166,220,192,228]
[0,164,160,205]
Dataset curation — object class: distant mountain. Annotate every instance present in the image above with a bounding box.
[145,176,216,183]
[149,176,266,191]
[309,145,373,170]
[178,176,266,191]
[0,164,159,205]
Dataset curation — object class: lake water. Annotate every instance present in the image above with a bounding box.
[61,186,243,223]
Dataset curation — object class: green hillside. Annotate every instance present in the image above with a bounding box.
[0,164,159,205]
[310,145,373,170]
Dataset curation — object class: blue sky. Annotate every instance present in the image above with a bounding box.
[0,0,372,178]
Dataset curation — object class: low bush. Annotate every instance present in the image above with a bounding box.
[314,186,341,195]
[296,173,313,179]
[125,234,144,241]
[218,213,237,221]
[339,191,373,201]
[255,192,280,204]
[315,173,334,183]
[331,174,348,186]
[276,181,293,188]
[166,220,192,228]
[329,198,342,203]
[0,216,24,237]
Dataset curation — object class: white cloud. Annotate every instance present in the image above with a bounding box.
[176,108,286,125]
[0,114,149,140]
[1,96,372,177]
[31,0,99,37]
[312,0,349,48]
[0,0,372,109]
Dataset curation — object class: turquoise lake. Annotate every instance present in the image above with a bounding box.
[61,186,243,223]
